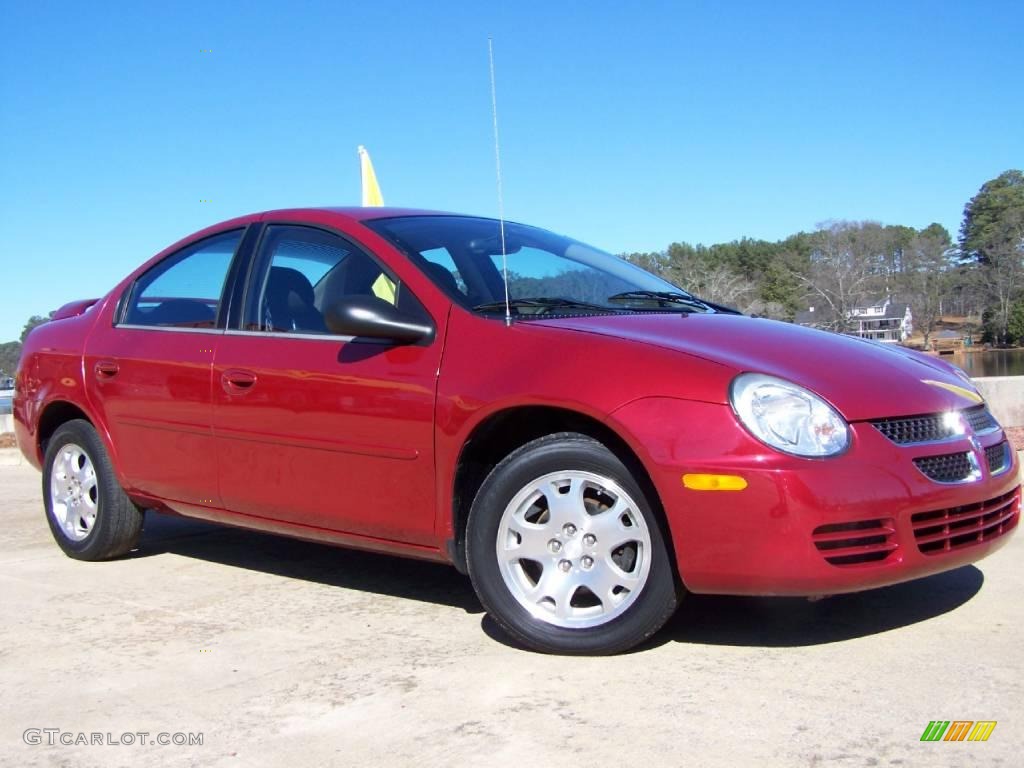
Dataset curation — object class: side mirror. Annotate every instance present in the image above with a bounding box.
[324,295,433,343]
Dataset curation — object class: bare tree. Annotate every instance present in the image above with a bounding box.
[624,246,756,311]
[663,257,753,309]
[787,222,886,331]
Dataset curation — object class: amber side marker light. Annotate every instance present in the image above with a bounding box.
[682,474,748,491]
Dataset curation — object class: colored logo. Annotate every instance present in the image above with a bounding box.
[920,721,996,742]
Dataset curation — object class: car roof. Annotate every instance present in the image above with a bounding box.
[258,207,479,223]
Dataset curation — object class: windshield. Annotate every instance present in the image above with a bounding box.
[364,215,712,317]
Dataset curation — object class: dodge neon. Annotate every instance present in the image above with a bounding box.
[13,207,1020,654]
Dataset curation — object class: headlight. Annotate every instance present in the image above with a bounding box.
[730,373,849,457]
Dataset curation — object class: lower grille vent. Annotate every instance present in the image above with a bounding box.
[911,489,1020,555]
[812,518,897,567]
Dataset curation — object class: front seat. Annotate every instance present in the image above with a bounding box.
[262,267,326,333]
[423,262,460,295]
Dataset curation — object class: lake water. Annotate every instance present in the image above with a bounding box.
[949,349,1024,378]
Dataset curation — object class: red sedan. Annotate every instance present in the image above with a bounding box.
[13,208,1020,654]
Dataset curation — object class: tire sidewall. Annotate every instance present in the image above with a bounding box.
[42,421,120,559]
[466,435,678,654]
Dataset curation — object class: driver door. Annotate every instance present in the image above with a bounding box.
[212,223,442,545]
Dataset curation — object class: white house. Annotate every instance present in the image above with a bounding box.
[795,297,913,343]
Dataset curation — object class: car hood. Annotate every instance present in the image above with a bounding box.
[534,313,982,421]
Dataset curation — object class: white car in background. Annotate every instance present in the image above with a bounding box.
[0,377,13,414]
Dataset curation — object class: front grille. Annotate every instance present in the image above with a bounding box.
[812,518,897,566]
[872,414,949,444]
[911,488,1020,555]
[985,442,1010,474]
[965,407,998,434]
[871,406,999,445]
[913,452,975,483]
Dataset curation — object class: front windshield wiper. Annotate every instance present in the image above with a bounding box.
[473,297,619,314]
[606,290,714,312]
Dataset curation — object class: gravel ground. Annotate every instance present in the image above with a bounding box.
[0,451,1021,767]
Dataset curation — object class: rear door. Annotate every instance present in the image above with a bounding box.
[211,222,442,544]
[84,228,248,506]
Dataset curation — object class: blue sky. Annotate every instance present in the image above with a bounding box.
[1,0,1021,342]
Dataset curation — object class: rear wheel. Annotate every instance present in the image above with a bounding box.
[466,433,679,654]
[42,420,144,560]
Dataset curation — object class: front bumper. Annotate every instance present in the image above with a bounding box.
[612,397,1021,596]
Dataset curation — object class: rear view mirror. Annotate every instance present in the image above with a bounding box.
[467,234,523,256]
[324,295,433,343]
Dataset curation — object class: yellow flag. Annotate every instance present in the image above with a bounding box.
[372,273,397,304]
[358,145,394,302]
[358,145,384,207]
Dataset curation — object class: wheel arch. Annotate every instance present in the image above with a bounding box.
[448,405,674,576]
[37,400,94,456]
[35,397,137,504]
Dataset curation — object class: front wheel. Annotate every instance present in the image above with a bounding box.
[42,419,144,560]
[466,433,680,654]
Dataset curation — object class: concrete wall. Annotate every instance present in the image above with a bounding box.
[974,376,1024,427]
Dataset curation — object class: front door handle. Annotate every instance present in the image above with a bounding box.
[95,360,119,379]
[221,369,257,394]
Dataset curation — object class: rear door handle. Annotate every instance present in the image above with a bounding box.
[95,360,119,378]
[221,369,257,394]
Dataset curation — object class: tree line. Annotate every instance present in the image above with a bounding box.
[0,315,49,379]
[623,170,1024,347]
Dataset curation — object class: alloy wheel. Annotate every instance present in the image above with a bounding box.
[49,443,99,541]
[495,470,652,629]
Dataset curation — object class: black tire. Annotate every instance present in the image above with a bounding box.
[42,419,144,560]
[466,432,680,654]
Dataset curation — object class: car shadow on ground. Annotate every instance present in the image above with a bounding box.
[133,512,484,614]
[134,513,984,648]
[482,565,986,653]
[654,565,985,649]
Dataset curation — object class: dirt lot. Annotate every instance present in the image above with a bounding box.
[1006,426,1024,452]
[0,451,1021,768]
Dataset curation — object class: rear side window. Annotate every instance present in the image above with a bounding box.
[123,230,243,329]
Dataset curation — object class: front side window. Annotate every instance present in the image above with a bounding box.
[245,225,402,335]
[123,229,242,328]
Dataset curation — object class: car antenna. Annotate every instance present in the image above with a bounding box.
[488,37,512,327]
